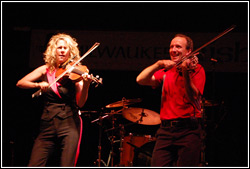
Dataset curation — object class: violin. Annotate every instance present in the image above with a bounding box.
[56,61,103,85]
[176,54,199,73]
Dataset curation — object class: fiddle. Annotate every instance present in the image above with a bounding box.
[176,54,199,73]
[56,61,103,85]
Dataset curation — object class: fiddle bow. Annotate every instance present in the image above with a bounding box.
[32,42,101,98]
[174,25,236,67]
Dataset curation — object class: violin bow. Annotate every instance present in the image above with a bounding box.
[175,25,236,66]
[32,42,100,98]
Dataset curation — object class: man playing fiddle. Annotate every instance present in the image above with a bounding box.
[136,34,206,166]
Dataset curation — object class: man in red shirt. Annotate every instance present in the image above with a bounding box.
[136,34,206,166]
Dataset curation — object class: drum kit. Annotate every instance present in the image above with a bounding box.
[84,97,220,167]
[89,97,160,167]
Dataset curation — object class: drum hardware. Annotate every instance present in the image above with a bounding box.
[91,114,109,124]
[91,97,160,166]
[116,123,142,166]
[105,97,142,108]
[92,99,133,166]
[133,141,156,166]
[90,109,106,167]
[84,108,123,166]
[126,142,152,157]
[105,110,126,167]
[92,108,124,167]
[80,110,99,114]
[107,112,116,167]
[118,124,125,166]
[91,108,123,124]
[91,108,123,167]
[104,121,135,133]
[122,107,161,125]
[119,133,156,166]
[79,110,99,117]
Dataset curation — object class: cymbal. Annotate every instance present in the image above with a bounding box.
[106,98,142,108]
[203,100,219,107]
[122,107,161,125]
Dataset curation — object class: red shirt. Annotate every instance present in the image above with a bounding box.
[153,64,206,120]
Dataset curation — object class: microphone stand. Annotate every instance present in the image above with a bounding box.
[200,98,208,166]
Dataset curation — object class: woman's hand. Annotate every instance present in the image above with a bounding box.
[37,81,49,91]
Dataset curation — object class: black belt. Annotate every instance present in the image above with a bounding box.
[161,118,201,128]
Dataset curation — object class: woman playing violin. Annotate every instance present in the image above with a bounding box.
[136,34,206,166]
[16,33,92,166]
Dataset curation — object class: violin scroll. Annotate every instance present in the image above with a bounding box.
[81,72,103,87]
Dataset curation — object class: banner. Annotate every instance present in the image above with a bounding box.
[29,29,248,72]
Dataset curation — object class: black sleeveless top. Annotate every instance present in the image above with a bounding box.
[41,71,78,121]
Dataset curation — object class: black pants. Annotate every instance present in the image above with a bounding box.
[28,115,81,166]
[151,119,202,166]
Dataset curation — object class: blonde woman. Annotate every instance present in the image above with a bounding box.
[16,33,92,166]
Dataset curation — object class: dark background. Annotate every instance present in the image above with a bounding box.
[2,1,248,167]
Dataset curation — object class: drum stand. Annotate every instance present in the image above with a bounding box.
[118,124,125,166]
[106,112,116,167]
[93,108,125,167]
[91,109,109,167]
[105,109,126,167]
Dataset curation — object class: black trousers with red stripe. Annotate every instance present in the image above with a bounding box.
[28,115,81,167]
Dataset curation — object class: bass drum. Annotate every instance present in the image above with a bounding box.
[133,141,156,166]
[120,134,155,166]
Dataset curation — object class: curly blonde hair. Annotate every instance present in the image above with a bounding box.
[43,33,81,71]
